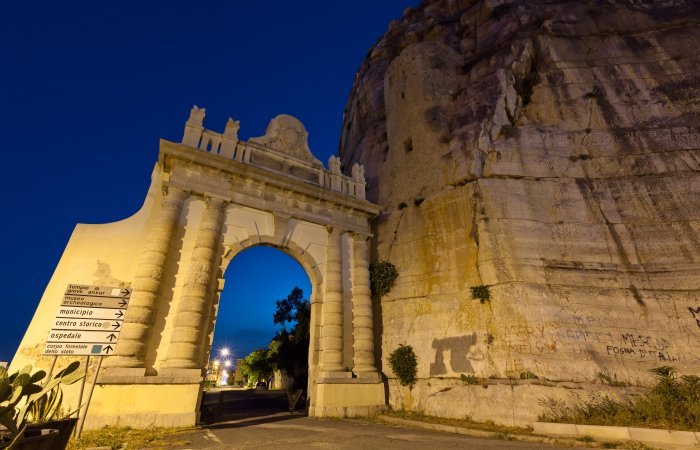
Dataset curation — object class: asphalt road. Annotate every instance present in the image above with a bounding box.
[169,390,585,450]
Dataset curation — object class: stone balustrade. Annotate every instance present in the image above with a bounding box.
[180,106,367,200]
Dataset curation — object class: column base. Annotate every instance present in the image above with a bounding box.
[353,371,382,382]
[83,383,201,429]
[101,367,147,378]
[311,378,386,418]
[158,368,202,378]
[318,371,352,381]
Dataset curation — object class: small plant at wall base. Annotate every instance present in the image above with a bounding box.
[520,370,538,380]
[461,374,479,385]
[539,366,700,431]
[389,344,417,387]
[471,285,491,303]
[370,261,399,297]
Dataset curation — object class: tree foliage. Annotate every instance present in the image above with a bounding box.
[269,287,310,390]
[240,348,272,384]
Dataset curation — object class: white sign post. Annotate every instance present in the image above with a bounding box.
[43,284,131,439]
[43,284,130,356]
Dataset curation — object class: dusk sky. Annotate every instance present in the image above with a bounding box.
[0,0,417,362]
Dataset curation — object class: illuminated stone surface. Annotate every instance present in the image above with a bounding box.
[10,108,383,427]
[340,0,700,424]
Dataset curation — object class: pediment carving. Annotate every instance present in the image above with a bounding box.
[249,114,322,166]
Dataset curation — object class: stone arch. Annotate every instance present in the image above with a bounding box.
[9,109,384,429]
[222,235,323,289]
[214,236,324,407]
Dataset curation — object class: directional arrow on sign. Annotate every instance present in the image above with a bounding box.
[120,288,131,297]
[55,307,127,321]
[103,345,114,354]
[47,330,121,344]
[111,322,121,330]
[62,295,130,309]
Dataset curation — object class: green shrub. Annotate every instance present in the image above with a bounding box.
[389,344,418,387]
[539,366,700,431]
[471,285,491,303]
[461,374,479,385]
[520,370,538,380]
[370,261,399,297]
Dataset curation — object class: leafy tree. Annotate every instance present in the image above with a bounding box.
[240,348,272,384]
[269,287,310,390]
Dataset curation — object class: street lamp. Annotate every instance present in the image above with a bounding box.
[220,347,230,358]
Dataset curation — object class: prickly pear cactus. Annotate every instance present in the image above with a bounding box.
[0,362,83,448]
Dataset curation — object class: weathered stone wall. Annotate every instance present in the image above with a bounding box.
[340,0,700,419]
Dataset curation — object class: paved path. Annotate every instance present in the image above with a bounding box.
[169,390,584,449]
[178,414,583,449]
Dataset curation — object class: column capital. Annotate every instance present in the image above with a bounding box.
[347,231,372,240]
[161,184,189,198]
[203,194,228,209]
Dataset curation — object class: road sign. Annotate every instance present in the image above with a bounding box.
[61,295,129,309]
[52,318,122,331]
[44,343,115,356]
[43,284,130,355]
[64,285,131,298]
[47,330,120,343]
[55,306,125,320]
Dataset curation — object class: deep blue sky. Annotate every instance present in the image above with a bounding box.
[0,0,417,362]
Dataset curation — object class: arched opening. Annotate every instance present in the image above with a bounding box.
[201,244,314,422]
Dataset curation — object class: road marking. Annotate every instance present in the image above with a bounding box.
[205,429,223,444]
[257,423,329,432]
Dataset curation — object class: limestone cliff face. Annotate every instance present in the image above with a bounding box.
[340,0,700,407]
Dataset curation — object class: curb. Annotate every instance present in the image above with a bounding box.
[534,422,700,448]
[377,415,577,446]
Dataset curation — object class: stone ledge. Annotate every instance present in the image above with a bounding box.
[380,415,555,445]
[84,412,197,430]
[533,422,700,448]
[312,405,387,418]
[97,375,202,385]
[317,377,382,384]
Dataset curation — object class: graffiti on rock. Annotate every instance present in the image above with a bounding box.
[689,306,700,329]
[606,345,681,362]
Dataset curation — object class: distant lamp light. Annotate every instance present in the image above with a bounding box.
[224,360,232,368]
[220,347,230,357]
[213,360,220,367]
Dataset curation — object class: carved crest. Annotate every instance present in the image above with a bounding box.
[249,114,322,166]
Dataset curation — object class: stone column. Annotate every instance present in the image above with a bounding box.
[319,227,345,373]
[106,186,189,369]
[351,234,378,373]
[162,197,226,370]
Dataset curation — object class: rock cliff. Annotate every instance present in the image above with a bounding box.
[340,0,700,421]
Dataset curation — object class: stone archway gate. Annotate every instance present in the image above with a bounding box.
[10,107,384,428]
